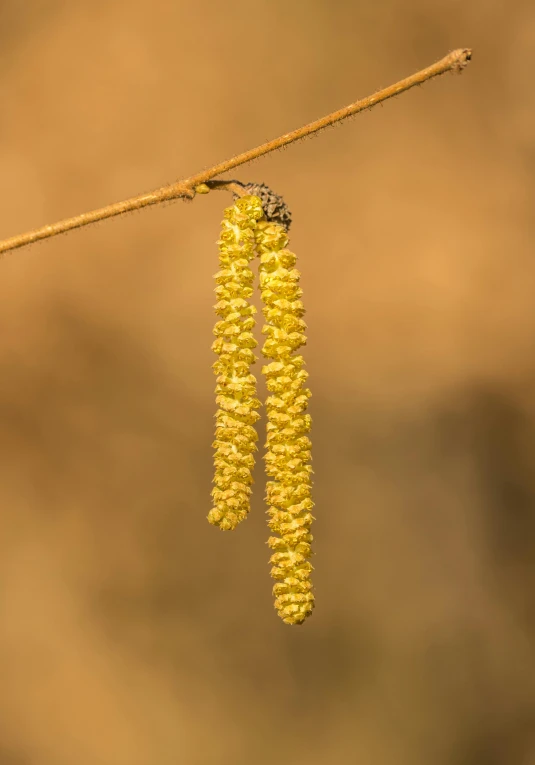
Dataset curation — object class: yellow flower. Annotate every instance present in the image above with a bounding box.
[256,220,314,625]
[208,195,265,530]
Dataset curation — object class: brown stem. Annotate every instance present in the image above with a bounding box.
[200,180,249,197]
[0,48,471,256]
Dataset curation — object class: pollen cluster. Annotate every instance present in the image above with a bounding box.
[208,195,264,530]
[255,220,315,625]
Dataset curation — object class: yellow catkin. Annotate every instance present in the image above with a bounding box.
[255,220,315,625]
[208,195,265,530]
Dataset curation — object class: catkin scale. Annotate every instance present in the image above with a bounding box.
[208,196,264,530]
[255,220,315,625]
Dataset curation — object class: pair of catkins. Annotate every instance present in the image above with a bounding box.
[207,186,314,625]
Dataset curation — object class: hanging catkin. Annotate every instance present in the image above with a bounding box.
[256,219,315,625]
[208,195,264,531]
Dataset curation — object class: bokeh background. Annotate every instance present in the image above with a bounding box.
[0,1,534,763]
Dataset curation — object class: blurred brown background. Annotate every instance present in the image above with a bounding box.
[0,1,534,763]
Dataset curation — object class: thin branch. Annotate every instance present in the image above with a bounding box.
[0,48,471,256]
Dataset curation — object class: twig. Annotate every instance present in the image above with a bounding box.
[0,48,471,256]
